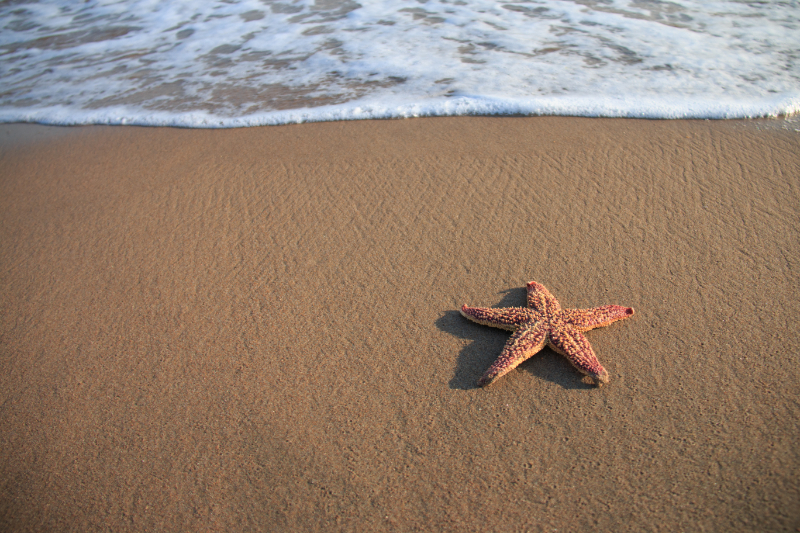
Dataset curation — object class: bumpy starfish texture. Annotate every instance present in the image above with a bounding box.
[461,281,634,387]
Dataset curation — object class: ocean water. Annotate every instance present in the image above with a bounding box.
[1,0,798,127]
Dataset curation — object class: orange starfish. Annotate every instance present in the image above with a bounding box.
[461,281,634,387]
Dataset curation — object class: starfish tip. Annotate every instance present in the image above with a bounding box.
[594,369,610,386]
[476,371,498,388]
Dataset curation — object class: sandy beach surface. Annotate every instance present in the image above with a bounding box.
[1,117,798,532]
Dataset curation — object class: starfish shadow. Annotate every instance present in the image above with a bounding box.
[437,287,594,391]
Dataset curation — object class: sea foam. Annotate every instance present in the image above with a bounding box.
[1,0,798,127]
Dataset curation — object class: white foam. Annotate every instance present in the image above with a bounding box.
[1,0,798,127]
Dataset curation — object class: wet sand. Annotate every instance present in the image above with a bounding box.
[1,117,799,531]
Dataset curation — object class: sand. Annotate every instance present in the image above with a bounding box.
[1,117,798,532]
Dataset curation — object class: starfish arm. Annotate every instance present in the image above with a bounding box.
[562,305,635,332]
[477,324,547,387]
[460,304,536,331]
[526,281,561,313]
[548,322,610,385]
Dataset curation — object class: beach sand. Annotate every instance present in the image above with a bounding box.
[1,117,798,531]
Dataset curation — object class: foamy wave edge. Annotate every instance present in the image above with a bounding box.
[2,94,798,128]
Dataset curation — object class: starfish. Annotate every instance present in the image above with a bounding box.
[461,281,634,387]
